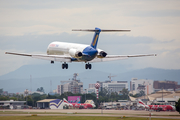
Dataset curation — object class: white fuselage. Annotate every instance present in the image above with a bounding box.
[47,42,89,56]
[47,41,104,62]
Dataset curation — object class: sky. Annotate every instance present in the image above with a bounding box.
[0,0,180,76]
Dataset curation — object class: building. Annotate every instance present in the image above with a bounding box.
[137,89,180,105]
[87,80,128,94]
[154,80,180,90]
[87,88,96,94]
[89,84,95,89]
[37,99,65,109]
[0,100,26,109]
[96,80,128,93]
[57,73,83,95]
[102,81,128,93]
[86,84,96,94]
[130,78,154,95]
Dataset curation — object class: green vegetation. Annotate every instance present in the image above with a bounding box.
[0,87,131,108]
[0,116,175,120]
[175,98,180,113]
[36,87,45,93]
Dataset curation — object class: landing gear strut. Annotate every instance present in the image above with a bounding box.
[85,63,92,69]
[62,63,68,69]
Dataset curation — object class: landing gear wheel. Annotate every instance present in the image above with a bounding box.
[62,63,68,69]
[62,64,65,69]
[85,64,88,69]
[89,64,92,69]
[65,64,68,69]
[85,63,92,69]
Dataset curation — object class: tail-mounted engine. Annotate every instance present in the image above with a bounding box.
[69,49,82,58]
[97,51,107,58]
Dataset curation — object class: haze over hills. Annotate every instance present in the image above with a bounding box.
[0,64,180,93]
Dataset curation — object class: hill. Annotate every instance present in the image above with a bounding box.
[0,64,180,93]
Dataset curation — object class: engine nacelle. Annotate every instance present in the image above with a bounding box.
[69,49,82,58]
[97,51,107,58]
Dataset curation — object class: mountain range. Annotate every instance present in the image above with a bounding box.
[0,63,180,93]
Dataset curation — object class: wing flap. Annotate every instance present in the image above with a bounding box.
[32,54,71,62]
[90,54,156,63]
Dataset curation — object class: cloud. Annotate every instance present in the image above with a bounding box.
[0,0,180,75]
[0,0,180,41]
[0,33,180,76]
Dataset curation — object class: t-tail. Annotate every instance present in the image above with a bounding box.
[91,27,101,49]
[63,98,69,103]
[63,98,73,107]
[138,99,149,109]
[72,27,131,49]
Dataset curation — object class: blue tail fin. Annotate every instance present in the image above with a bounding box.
[91,27,101,49]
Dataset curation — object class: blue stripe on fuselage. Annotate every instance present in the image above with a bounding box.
[80,46,98,62]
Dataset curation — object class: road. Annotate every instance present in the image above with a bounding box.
[0,109,180,119]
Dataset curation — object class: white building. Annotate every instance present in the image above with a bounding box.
[130,78,154,95]
[102,81,128,93]
[57,80,83,95]
[86,84,96,94]
[89,84,95,89]
[87,88,96,94]
[56,73,83,95]
[0,100,26,109]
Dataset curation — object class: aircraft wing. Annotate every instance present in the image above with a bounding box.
[5,52,72,62]
[90,54,157,62]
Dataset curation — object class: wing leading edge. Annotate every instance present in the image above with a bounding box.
[5,52,71,62]
[5,52,156,63]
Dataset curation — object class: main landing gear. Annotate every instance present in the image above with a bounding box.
[85,63,92,69]
[62,62,68,69]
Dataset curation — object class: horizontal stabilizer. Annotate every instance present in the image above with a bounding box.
[72,29,130,32]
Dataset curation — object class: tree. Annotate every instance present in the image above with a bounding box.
[176,98,180,113]
[0,96,9,101]
[139,90,145,97]
[0,89,3,95]
[119,88,129,100]
[36,87,45,93]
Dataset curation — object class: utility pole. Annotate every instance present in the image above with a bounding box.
[50,80,52,93]
[85,89,87,102]
[162,87,163,102]
[30,75,33,107]
[24,89,29,107]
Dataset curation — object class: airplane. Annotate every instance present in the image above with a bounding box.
[63,98,96,109]
[5,27,156,69]
[138,99,176,111]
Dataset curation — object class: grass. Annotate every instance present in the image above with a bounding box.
[0,111,64,114]
[0,110,180,117]
[0,116,176,120]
